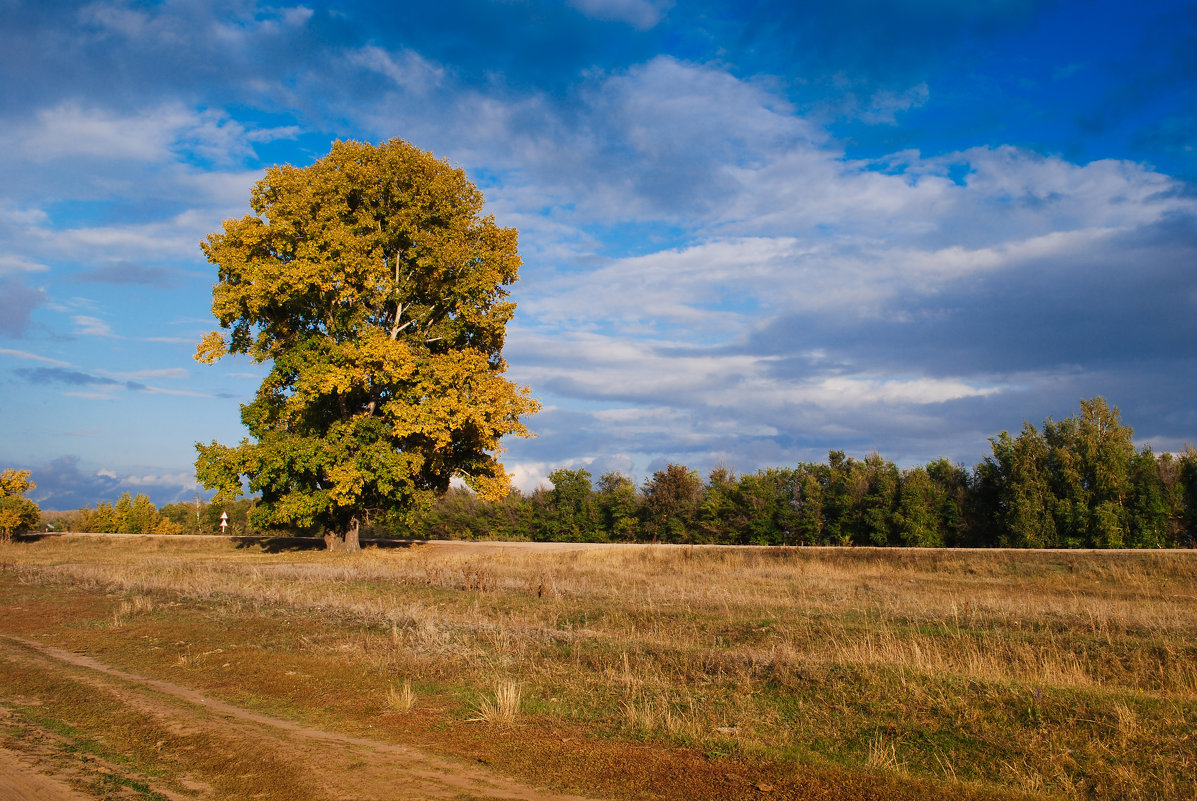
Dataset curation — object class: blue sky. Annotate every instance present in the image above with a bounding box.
[2,0,1195,509]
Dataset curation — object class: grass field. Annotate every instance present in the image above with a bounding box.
[1,535,1194,800]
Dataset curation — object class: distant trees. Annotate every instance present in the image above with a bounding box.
[65,495,255,536]
[73,493,178,534]
[0,469,40,539]
[597,472,639,541]
[535,468,599,541]
[895,466,945,548]
[975,398,1191,549]
[1181,448,1197,542]
[30,397,1197,549]
[643,464,703,542]
[978,423,1057,548]
[401,398,1197,549]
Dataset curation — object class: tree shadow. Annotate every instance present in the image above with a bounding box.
[231,536,324,553]
[230,536,426,553]
[12,533,57,543]
[363,538,427,550]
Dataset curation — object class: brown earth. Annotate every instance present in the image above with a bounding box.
[0,745,95,801]
[0,634,601,801]
[0,540,1043,801]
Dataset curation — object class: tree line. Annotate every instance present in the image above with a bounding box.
[10,397,1197,548]
[417,398,1197,548]
[46,495,256,537]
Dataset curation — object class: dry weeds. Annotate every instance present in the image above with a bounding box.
[470,679,522,725]
[386,679,417,712]
[2,536,1195,799]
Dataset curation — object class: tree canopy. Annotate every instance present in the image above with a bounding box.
[195,139,539,550]
[412,398,1196,549]
[0,469,40,539]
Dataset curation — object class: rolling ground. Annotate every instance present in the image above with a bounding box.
[0,536,1193,800]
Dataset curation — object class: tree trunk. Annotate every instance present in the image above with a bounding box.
[324,516,361,552]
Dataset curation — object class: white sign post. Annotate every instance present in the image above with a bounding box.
[220,511,229,534]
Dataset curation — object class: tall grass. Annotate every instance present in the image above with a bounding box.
[3,536,1195,799]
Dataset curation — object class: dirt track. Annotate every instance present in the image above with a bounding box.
[0,746,94,801]
[0,634,602,801]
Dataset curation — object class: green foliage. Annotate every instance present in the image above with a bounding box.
[858,453,900,546]
[597,471,639,542]
[535,469,598,541]
[823,450,861,545]
[195,139,539,548]
[1179,447,1197,546]
[985,423,1057,548]
[895,466,944,548]
[159,501,201,533]
[382,397,1195,549]
[123,493,159,535]
[1126,448,1169,548]
[737,468,804,546]
[642,464,703,542]
[1043,397,1136,547]
[794,468,826,544]
[78,503,119,533]
[978,398,1178,548]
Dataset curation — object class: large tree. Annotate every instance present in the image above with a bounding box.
[195,139,539,550]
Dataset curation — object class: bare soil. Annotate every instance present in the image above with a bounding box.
[0,633,600,801]
[0,745,95,801]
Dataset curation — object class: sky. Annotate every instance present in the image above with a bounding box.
[2,0,1196,510]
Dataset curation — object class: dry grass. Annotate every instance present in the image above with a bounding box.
[866,735,902,771]
[386,679,416,712]
[469,679,522,725]
[2,535,1195,799]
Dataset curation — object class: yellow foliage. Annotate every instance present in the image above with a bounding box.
[194,139,539,539]
[0,469,36,498]
[194,331,227,364]
[0,508,22,537]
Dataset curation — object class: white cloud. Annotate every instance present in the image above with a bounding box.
[506,461,557,492]
[10,103,205,163]
[568,0,671,30]
[858,83,931,124]
[141,385,212,398]
[512,329,1001,419]
[349,46,444,93]
[0,41,1189,488]
[72,315,118,338]
[245,125,301,143]
[0,204,50,228]
[50,209,218,262]
[0,348,72,367]
[0,254,49,274]
[788,376,1001,407]
[98,367,188,380]
[124,471,199,490]
[0,101,292,185]
[280,7,314,27]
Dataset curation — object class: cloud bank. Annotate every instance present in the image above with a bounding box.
[0,0,1193,503]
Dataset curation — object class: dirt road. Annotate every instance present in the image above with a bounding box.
[0,634,601,801]
[0,746,95,801]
